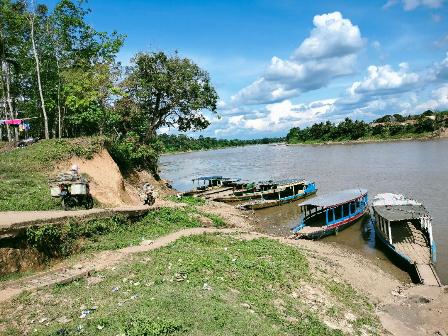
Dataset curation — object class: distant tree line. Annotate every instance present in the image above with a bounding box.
[158,134,284,153]
[286,110,448,144]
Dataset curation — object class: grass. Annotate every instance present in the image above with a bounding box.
[0,137,105,211]
[165,195,206,206]
[80,207,207,252]
[0,234,377,336]
[1,206,227,284]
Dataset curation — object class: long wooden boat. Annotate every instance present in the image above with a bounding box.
[239,180,317,210]
[183,176,240,196]
[371,193,441,286]
[292,189,368,239]
[215,179,306,203]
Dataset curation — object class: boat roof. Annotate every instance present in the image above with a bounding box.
[300,189,367,208]
[372,193,421,207]
[374,204,429,222]
[257,178,305,186]
[193,176,229,181]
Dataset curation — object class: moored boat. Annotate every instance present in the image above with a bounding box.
[183,176,240,196]
[240,180,317,210]
[292,189,368,239]
[371,193,441,286]
[215,178,308,203]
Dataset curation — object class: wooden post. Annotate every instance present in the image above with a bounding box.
[387,220,392,244]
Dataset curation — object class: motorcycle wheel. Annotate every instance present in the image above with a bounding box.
[62,196,77,211]
[84,195,94,209]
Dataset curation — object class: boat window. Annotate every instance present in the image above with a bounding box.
[355,200,360,208]
[334,206,342,221]
[327,209,335,223]
[350,202,356,214]
[343,203,350,217]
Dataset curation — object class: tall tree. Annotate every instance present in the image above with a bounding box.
[118,52,219,141]
[27,0,49,139]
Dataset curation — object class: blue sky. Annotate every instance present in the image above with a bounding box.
[45,0,448,139]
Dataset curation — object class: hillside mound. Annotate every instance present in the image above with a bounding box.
[57,149,140,207]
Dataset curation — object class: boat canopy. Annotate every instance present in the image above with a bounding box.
[374,204,428,222]
[257,178,305,186]
[300,189,368,209]
[193,176,226,181]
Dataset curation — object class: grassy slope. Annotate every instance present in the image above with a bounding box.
[1,234,379,336]
[0,138,104,211]
[0,202,224,281]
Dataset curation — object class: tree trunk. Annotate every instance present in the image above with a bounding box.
[0,64,12,142]
[3,62,17,141]
[29,15,49,139]
[55,56,62,139]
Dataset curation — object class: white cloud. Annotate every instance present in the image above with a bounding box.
[293,12,363,60]
[348,63,419,97]
[384,0,445,10]
[230,12,363,105]
[414,84,448,111]
[432,52,448,80]
[224,99,336,132]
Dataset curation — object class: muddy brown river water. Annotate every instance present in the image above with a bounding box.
[159,139,448,284]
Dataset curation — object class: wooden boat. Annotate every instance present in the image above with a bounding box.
[183,176,240,196]
[292,189,368,239]
[215,179,306,203]
[371,193,441,286]
[239,180,317,210]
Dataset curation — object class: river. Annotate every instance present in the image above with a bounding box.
[159,139,448,284]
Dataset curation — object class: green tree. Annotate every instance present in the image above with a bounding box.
[118,51,219,141]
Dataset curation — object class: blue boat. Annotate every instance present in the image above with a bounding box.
[371,193,441,286]
[292,189,368,239]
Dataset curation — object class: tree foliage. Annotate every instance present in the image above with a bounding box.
[117,52,219,141]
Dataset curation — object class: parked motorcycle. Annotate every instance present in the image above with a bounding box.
[141,183,157,206]
[59,183,94,210]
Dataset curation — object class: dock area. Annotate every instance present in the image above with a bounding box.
[415,263,442,287]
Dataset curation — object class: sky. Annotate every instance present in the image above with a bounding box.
[45,0,448,139]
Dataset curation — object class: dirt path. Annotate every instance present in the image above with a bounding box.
[0,227,244,303]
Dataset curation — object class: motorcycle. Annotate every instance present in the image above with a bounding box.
[141,183,156,206]
[57,183,94,210]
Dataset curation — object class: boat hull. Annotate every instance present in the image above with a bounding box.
[371,217,414,269]
[241,189,317,210]
[297,207,368,240]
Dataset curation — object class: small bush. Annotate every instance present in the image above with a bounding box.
[165,195,206,206]
[108,133,163,174]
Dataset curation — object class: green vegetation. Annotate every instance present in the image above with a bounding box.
[286,110,448,144]
[159,134,284,153]
[0,137,104,211]
[0,234,380,335]
[165,195,206,206]
[22,206,223,259]
[2,1,222,174]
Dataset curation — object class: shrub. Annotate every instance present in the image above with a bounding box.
[108,132,163,175]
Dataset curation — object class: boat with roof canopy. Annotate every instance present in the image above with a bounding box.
[214,178,314,203]
[183,176,242,196]
[371,193,441,286]
[239,179,316,210]
[292,189,368,239]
